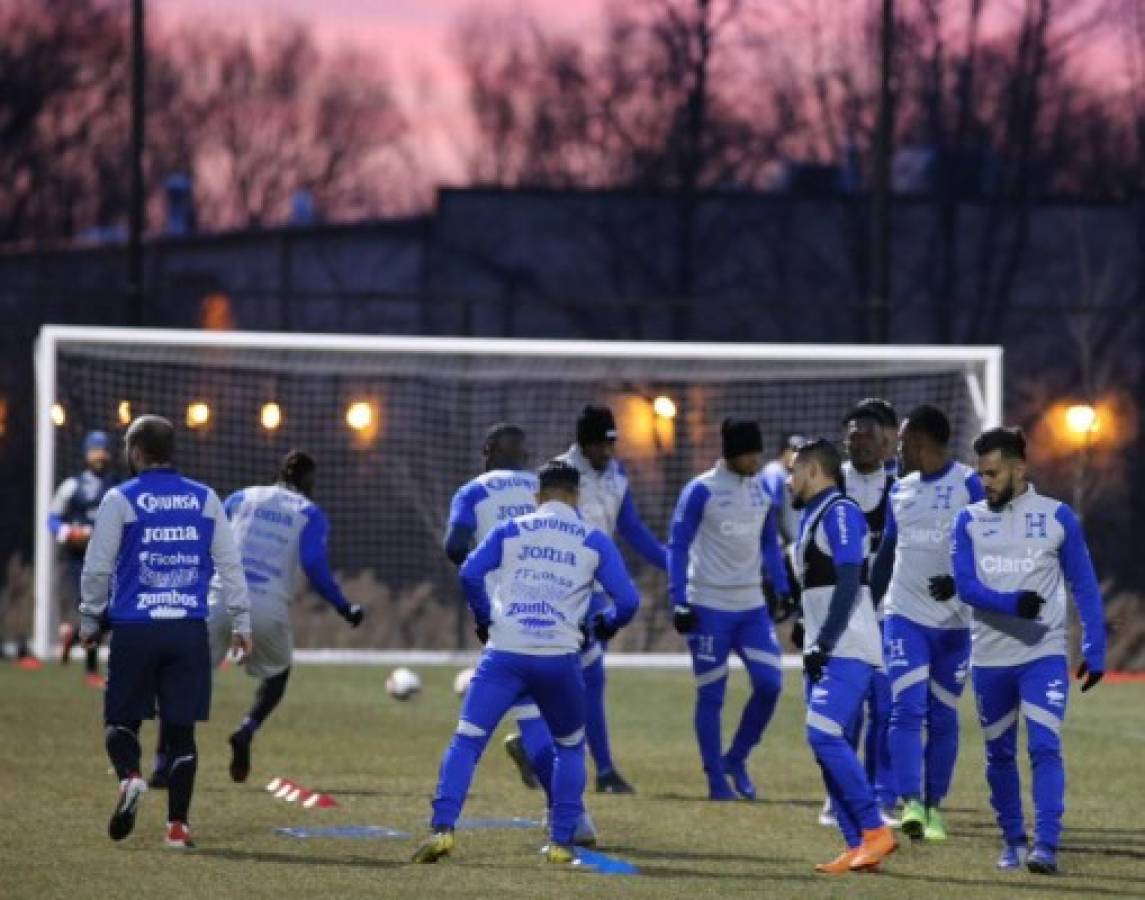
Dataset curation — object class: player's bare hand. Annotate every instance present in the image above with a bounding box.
[231,633,252,665]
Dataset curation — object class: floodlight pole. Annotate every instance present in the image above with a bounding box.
[127,0,146,326]
[868,0,895,344]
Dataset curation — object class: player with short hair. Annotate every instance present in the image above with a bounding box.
[760,432,806,546]
[837,399,899,823]
[668,418,793,800]
[79,415,250,849]
[49,430,117,685]
[952,427,1106,874]
[185,449,364,786]
[557,404,666,794]
[443,424,596,845]
[788,438,897,874]
[870,405,984,841]
[413,460,641,864]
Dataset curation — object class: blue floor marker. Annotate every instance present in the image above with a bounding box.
[275,825,410,840]
[573,848,640,876]
[454,817,542,831]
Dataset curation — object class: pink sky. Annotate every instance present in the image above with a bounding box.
[154,1,606,180]
[153,1,1131,185]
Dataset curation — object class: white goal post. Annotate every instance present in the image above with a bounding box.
[33,325,1002,662]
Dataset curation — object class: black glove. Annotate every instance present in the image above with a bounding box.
[1076,661,1104,693]
[790,616,805,650]
[592,611,620,643]
[927,575,956,602]
[1016,591,1046,620]
[803,643,829,683]
[474,623,490,645]
[340,603,365,628]
[673,605,698,635]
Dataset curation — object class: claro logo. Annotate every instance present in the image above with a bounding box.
[980,555,1036,575]
[137,492,201,513]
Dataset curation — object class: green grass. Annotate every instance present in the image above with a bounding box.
[2,662,1144,899]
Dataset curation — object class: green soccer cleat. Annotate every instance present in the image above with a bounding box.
[924,806,949,842]
[900,799,927,840]
[411,828,454,864]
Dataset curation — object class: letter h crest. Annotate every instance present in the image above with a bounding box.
[1024,512,1048,539]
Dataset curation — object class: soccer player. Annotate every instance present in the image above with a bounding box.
[48,430,116,686]
[870,405,984,841]
[760,432,805,546]
[413,460,641,864]
[192,450,363,785]
[78,415,250,849]
[442,429,551,789]
[557,404,666,794]
[668,418,793,801]
[788,438,897,874]
[837,400,898,822]
[951,427,1106,874]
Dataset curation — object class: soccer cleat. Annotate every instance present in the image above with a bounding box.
[543,843,575,864]
[818,797,838,827]
[900,799,927,840]
[164,820,195,849]
[595,770,635,794]
[108,775,147,841]
[815,847,862,874]
[997,842,1029,870]
[411,828,454,864]
[707,774,738,801]
[503,734,540,790]
[1027,843,1058,875]
[721,755,756,801]
[923,806,948,842]
[228,729,252,783]
[573,811,598,848]
[85,673,106,690]
[849,826,897,871]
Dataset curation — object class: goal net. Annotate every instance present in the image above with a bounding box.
[34,327,1002,660]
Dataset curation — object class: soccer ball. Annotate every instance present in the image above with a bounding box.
[453,667,475,696]
[385,667,421,701]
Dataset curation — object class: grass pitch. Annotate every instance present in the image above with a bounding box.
[2,661,1144,899]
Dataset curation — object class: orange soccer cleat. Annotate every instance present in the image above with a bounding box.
[849,825,898,871]
[815,847,862,874]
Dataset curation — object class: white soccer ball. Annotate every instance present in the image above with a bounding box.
[453,667,475,697]
[385,667,422,701]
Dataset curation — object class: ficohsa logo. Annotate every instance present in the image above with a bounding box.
[138,492,201,513]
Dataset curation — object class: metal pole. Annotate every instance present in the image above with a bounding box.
[127,0,145,326]
[869,0,895,343]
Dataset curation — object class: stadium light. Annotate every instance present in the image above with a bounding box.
[260,402,282,431]
[346,400,381,443]
[652,395,677,420]
[1065,404,1098,437]
[186,401,211,429]
[118,400,132,427]
[51,403,66,427]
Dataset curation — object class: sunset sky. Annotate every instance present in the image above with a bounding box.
[154,1,606,177]
[152,0,1134,183]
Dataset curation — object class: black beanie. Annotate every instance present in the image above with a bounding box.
[577,404,617,446]
[722,417,763,458]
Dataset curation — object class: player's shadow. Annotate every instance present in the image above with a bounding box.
[878,870,1145,896]
[195,847,404,870]
[605,844,789,866]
